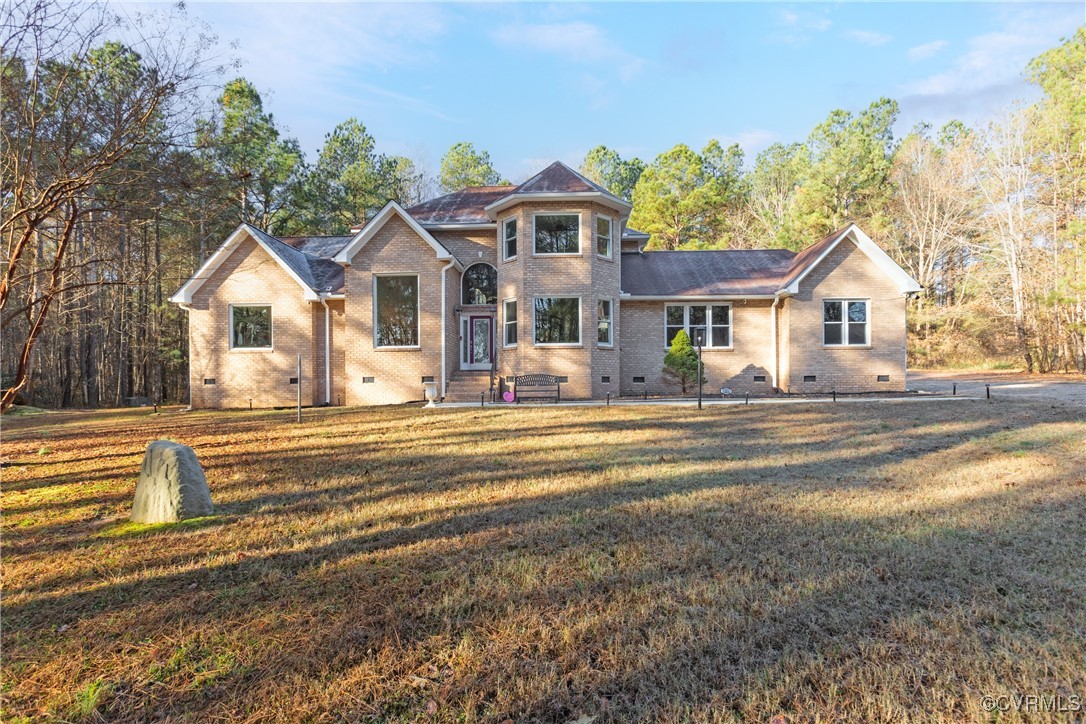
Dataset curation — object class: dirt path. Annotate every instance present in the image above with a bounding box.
[908,369,1086,408]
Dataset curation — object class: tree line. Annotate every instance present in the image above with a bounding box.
[579,30,1084,374]
[2,0,1082,412]
[1,0,508,411]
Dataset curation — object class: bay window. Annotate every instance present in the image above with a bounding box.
[534,213,580,255]
[534,297,580,345]
[598,299,613,346]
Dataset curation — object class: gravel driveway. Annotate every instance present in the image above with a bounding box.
[908,370,1086,408]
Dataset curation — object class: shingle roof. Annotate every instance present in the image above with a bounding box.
[622,227,650,240]
[513,161,612,195]
[620,249,798,296]
[248,229,352,294]
[406,186,514,225]
[778,227,851,290]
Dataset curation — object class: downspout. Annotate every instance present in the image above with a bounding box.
[319,294,331,405]
[770,292,782,392]
[440,261,456,400]
[176,302,193,410]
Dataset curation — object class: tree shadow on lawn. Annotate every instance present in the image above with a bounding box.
[4,404,1085,719]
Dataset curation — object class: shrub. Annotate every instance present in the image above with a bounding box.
[664,329,704,394]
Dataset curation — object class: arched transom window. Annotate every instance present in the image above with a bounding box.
[462,263,497,305]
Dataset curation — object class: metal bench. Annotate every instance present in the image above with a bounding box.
[513,374,561,404]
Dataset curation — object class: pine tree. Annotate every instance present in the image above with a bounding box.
[664,329,704,394]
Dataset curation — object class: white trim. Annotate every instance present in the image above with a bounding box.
[664,302,733,350]
[422,223,496,231]
[621,294,780,301]
[335,201,456,266]
[373,273,421,349]
[440,261,455,399]
[502,217,518,261]
[822,298,870,347]
[484,191,632,218]
[502,298,518,348]
[319,296,331,404]
[770,292,782,390]
[532,295,582,347]
[171,225,320,304]
[785,225,922,295]
[597,298,614,347]
[532,211,582,256]
[596,215,613,259]
[228,303,274,351]
[461,262,497,305]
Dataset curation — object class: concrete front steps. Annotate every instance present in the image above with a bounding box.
[443,370,495,403]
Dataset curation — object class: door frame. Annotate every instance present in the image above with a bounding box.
[461,315,494,370]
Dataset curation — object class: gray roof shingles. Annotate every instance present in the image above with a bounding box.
[255,228,352,294]
[620,249,797,296]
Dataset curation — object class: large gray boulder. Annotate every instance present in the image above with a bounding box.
[131,441,213,523]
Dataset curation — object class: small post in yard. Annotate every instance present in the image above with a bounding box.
[833,388,836,403]
[296,354,302,423]
[745,391,749,405]
[480,391,485,408]
[986,383,991,400]
[952,383,957,396]
[606,391,611,406]
[697,331,703,410]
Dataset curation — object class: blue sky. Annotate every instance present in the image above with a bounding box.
[124,2,1082,182]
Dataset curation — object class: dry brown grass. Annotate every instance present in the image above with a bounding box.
[2,399,1085,722]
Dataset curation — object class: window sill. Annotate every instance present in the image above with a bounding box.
[374,345,422,351]
[503,344,517,349]
[598,344,615,349]
[533,343,583,348]
[502,256,517,263]
[230,347,274,353]
[532,252,582,258]
[596,254,615,262]
[822,345,873,350]
[662,347,733,352]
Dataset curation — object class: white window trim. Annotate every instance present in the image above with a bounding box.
[596,215,613,259]
[532,211,582,257]
[597,298,614,347]
[532,295,582,347]
[503,297,518,348]
[229,303,274,352]
[663,303,733,350]
[373,273,421,350]
[822,298,871,348]
[502,217,518,262]
[461,262,497,306]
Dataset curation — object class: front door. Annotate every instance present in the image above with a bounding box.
[461,316,493,371]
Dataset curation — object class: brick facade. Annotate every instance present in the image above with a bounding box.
[181,192,914,407]
[187,235,320,408]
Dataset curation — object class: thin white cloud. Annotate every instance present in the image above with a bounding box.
[898,6,1080,127]
[773,8,832,45]
[845,30,893,47]
[710,130,779,156]
[491,21,646,81]
[908,40,947,62]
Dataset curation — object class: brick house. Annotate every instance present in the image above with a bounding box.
[171,161,921,408]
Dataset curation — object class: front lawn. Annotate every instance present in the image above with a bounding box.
[2,400,1084,721]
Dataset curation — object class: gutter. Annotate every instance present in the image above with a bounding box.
[319,295,332,405]
[770,292,783,392]
[440,260,456,400]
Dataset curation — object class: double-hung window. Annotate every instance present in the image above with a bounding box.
[597,299,613,346]
[374,274,419,347]
[824,299,868,346]
[503,218,517,260]
[231,305,272,349]
[534,213,580,255]
[534,297,580,345]
[665,304,731,348]
[596,216,612,258]
[503,299,517,347]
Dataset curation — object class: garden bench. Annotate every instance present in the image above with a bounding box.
[513,374,561,404]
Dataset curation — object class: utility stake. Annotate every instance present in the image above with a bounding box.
[606,391,611,406]
[480,391,485,408]
[952,383,957,396]
[745,391,749,405]
[832,389,837,403]
[249,399,253,411]
[986,383,991,400]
